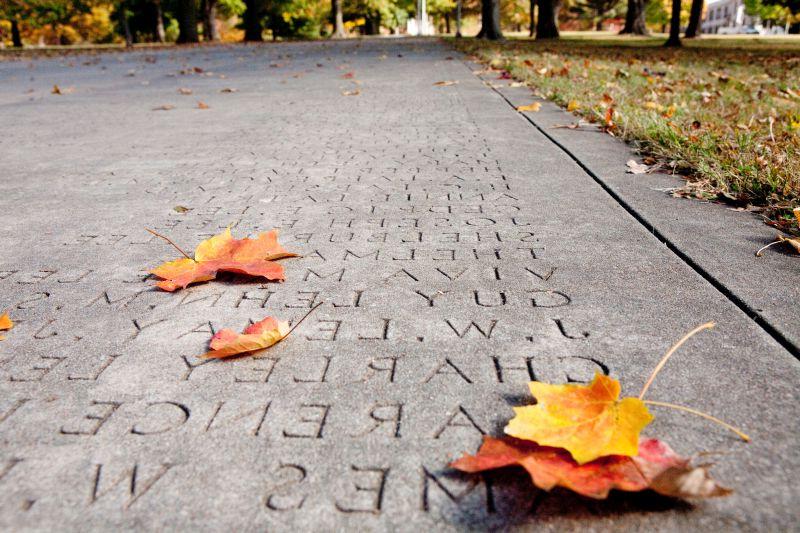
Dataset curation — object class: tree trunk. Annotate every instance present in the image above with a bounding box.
[595,17,603,30]
[456,0,462,37]
[203,0,220,41]
[177,0,199,43]
[664,0,681,46]
[620,0,648,34]
[11,19,22,47]
[684,0,703,37]
[331,0,346,38]
[790,22,800,34]
[154,0,166,42]
[536,0,559,39]
[478,0,503,39]
[529,0,535,36]
[445,12,450,33]
[243,0,264,41]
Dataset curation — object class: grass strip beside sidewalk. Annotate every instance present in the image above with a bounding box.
[455,37,800,230]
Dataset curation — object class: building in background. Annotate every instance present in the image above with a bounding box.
[701,0,788,33]
[702,0,757,33]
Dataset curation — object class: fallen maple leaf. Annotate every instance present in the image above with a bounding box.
[626,160,649,174]
[777,233,800,253]
[517,102,541,112]
[197,101,209,109]
[504,373,653,464]
[433,80,458,87]
[0,312,13,341]
[149,228,297,292]
[567,100,580,112]
[451,436,730,499]
[203,316,290,359]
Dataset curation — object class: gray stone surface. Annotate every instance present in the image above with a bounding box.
[475,65,800,355]
[0,39,798,531]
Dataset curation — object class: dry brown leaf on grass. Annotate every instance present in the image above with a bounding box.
[434,80,458,87]
[517,102,541,112]
[626,160,650,174]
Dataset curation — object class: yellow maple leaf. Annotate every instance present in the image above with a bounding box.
[567,100,580,112]
[504,373,653,464]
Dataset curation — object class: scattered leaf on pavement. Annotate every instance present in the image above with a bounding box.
[567,100,580,112]
[626,160,650,174]
[517,103,541,112]
[197,101,209,109]
[178,88,193,95]
[153,104,175,111]
[150,228,297,291]
[220,88,237,93]
[504,373,654,464]
[203,316,290,359]
[451,436,731,499]
[341,89,361,96]
[433,80,458,87]
[0,312,13,341]
[173,205,191,213]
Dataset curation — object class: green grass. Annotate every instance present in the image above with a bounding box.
[454,34,800,228]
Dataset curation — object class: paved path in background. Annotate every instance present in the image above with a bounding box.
[0,39,798,530]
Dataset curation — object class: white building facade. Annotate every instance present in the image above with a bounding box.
[702,0,758,33]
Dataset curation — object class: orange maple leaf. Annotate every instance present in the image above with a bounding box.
[203,316,290,359]
[505,373,653,464]
[150,228,297,292]
[451,436,731,499]
[0,312,12,341]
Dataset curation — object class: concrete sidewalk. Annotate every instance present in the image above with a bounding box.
[0,38,797,530]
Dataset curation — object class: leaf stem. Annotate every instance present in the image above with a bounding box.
[281,301,324,341]
[643,400,750,442]
[145,228,192,260]
[755,240,781,257]
[639,322,715,399]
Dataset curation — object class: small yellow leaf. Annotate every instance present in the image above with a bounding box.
[0,312,13,340]
[517,102,541,112]
[567,100,580,112]
[504,373,654,464]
